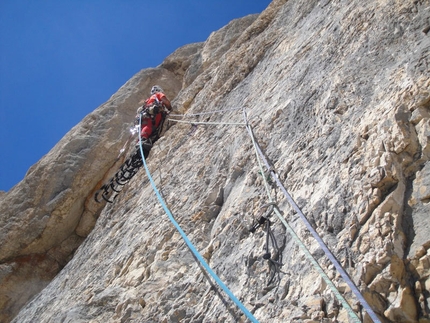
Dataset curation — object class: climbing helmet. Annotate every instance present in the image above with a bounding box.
[150,85,163,95]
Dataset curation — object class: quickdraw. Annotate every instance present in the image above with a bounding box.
[94,147,145,203]
[249,202,284,285]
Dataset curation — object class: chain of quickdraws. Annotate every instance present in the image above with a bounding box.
[95,148,144,203]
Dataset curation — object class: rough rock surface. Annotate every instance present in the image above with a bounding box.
[1,0,430,322]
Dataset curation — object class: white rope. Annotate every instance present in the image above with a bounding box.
[167,118,246,126]
[169,107,242,118]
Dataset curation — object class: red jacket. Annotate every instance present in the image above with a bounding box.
[145,92,166,106]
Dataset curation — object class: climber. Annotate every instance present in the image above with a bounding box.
[136,85,172,152]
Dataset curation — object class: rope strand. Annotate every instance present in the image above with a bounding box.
[128,106,381,323]
[168,118,246,126]
[137,115,260,323]
[169,107,242,117]
[242,108,365,323]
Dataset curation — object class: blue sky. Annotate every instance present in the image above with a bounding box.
[0,1,271,192]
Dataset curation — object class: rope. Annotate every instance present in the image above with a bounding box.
[131,105,380,322]
[169,107,242,117]
[244,111,381,323]
[242,108,365,323]
[137,115,260,323]
[167,118,246,126]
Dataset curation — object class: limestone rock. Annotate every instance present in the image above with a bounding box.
[161,13,258,90]
[0,67,182,323]
[408,162,430,256]
[160,42,204,88]
[2,0,430,322]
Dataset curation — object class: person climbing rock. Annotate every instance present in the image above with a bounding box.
[135,85,172,151]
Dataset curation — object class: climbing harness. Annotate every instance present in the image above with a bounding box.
[242,108,380,323]
[135,113,260,323]
[249,202,284,286]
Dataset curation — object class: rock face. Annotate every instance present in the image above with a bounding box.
[1,0,430,322]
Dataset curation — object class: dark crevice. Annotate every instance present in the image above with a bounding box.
[402,175,416,259]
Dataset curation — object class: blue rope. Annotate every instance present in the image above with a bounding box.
[137,116,259,323]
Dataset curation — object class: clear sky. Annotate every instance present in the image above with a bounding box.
[0,0,271,192]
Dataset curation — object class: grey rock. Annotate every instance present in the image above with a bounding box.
[3,0,430,322]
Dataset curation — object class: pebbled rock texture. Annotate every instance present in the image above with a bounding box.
[2,0,430,322]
